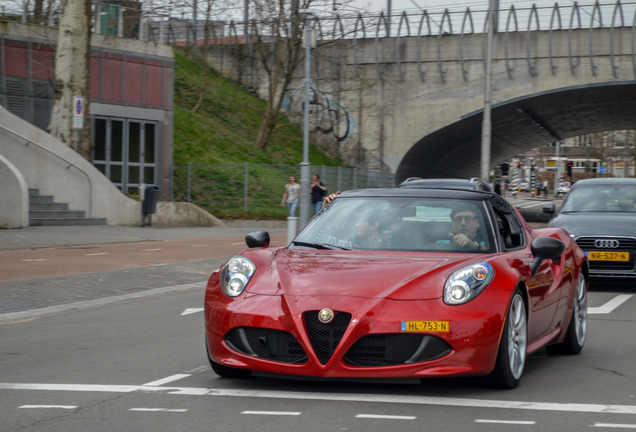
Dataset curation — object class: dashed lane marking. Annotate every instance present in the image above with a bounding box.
[2,383,636,415]
[475,419,536,425]
[589,295,633,314]
[242,411,301,416]
[85,253,109,256]
[181,308,204,316]
[130,408,188,413]
[143,374,191,387]
[19,405,77,409]
[356,414,416,420]
[592,423,636,429]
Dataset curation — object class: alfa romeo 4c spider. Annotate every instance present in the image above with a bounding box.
[205,188,588,388]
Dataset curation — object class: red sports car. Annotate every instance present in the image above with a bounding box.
[204,188,588,388]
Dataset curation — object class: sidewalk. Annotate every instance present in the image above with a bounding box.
[0,224,287,251]
[0,224,288,319]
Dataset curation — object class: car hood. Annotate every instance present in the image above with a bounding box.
[549,212,636,237]
[245,249,477,300]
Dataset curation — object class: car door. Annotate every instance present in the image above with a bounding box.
[494,206,560,342]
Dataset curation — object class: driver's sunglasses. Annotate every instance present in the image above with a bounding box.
[452,215,477,223]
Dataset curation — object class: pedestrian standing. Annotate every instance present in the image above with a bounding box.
[281,175,301,217]
[309,173,327,214]
[494,181,502,195]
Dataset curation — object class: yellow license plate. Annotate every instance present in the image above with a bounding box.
[401,321,449,332]
[588,251,630,261]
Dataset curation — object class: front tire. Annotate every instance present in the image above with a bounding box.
[484,289,527,389]
[547,272,587,355]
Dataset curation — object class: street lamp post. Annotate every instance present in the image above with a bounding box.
[480,0,495,182]
[298,9,316,228]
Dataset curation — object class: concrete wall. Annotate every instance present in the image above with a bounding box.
[208,28,636,177]
[0,106,225,228]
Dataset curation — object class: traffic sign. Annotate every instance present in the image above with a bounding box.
[73,96,84,129]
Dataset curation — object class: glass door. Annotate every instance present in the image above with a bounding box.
[93,116,157,194]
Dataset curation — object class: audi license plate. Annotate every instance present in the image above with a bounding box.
[401,321,449,332]
[587,251,629,261]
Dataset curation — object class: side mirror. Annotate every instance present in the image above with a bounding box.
[542,203,556,215]
[529,237,565,276]
[245,230,270,248]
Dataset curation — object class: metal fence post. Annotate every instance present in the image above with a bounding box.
[187,162,191,202]
[244,162,249,214]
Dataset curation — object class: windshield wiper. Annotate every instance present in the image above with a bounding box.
[291,241,350,250]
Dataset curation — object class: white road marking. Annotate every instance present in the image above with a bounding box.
[19,405,77,409]
[130,408,188,413]
[0,281,206,323]
[356,414,416,420]
[85,252,109,256]
[143,374,191,386]
[143,249,163,252]
[2,382,636,414]
[242,411,301,416]
[181,308,204,316]
[475,419,536,425]
[592,423,636,429]
[589,294,633,314]
[22,259,48,262]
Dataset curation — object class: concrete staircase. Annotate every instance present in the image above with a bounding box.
[29,189,107,226]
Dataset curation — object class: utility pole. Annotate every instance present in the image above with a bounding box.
[480,0,495,182]
[298,9,317,228]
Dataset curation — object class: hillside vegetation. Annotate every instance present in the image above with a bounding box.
[172,48,342,167]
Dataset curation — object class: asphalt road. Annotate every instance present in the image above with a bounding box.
[1,204,635,432]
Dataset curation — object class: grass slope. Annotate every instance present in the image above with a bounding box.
[171,49,343,219]
[173,49,341,166]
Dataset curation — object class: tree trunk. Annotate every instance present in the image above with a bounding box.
[48,0,93,161]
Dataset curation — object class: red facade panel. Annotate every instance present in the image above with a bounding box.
[89,53,101,100]
[102,53,123,103]
[124,58,143,105]
[30,43,55,80]
[144,60,164,108]
[4,40,29,78]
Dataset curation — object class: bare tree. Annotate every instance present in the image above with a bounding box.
[192,0,215,113]
[48,0,92,160]
[248,0,308,150]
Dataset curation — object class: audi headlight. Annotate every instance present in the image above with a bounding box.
[444,262,494,305]
[221,256,256,297]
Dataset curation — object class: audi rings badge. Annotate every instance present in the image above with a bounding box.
[594,239,620,248]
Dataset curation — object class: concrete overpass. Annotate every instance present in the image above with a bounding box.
[207,2,636,181]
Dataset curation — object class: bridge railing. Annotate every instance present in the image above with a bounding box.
[3,1,636,43]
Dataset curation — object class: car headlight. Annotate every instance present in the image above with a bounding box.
[221,256,256,297]
[444,262,494,305]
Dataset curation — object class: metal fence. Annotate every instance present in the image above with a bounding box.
[172,163,395,219]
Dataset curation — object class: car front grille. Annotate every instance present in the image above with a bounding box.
[344,333,452,366]
[225,327,308,363]
[303,310,352,365]
[576,236,636,273]
[225,316,453,369]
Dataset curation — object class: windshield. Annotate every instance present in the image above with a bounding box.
[292,196,495,253]
[561,183,636,212]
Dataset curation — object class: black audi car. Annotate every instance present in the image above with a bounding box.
[543,177,636,280]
